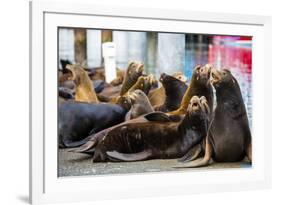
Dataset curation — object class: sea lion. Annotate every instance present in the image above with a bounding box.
[120,61,144,96]
[125,90,154,120]
[175,68,252,168]
[148,72,187,107]
[154,73,188,112]
[60,59,72,74]
[110,69,126,86]
[127,74,155,95]
[59,96,131,148]
[58,87,74,100]
[97,61,144,102]
[69,111,165,155]
[79,95,209,162]
[168,64,213,115]
[92,80,107,93]
[100,74,155,103]
[66,64,99,103]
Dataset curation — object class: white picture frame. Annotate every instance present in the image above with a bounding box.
[30,0,272,204]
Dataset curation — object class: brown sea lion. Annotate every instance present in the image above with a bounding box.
[120,61,144,96]
[154,73,188,112]
[77,96,209,162]
[127,74,154,95]
[125,90,154,120]
[168,64,213,116]
[148,72,187,107]
[66,64,99,103]
[175,68,252,168]
[69,112,163,155]
[110,69,126,86]
[101,74,155,103]
[59,95,131,148]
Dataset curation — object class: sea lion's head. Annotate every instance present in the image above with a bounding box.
[129,75,153,94]
[172,72,188,83]
[115,95,132,111]
[66,64,89,85]
[126,61,144,79]
[187,95,210,117]
[147,74,158,88]
[160,73,182,86]
[127,89,148,104]
[191,64,212,86]
[199,96,211,115]
[159,73,187,94]
[210,68,237,89]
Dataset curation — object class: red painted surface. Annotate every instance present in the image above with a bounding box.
[208,36,252,76]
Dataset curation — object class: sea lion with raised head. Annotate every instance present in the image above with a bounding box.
[125,89,154,120]
[66,64,99,103]
[58,95,131,148]
[127,74,155,95]
[120,61,144,96]
[148,72,187,107]
[175,68,252,168]
[154,73,188,112]
[80,95,209,162]
[168,64,213,116]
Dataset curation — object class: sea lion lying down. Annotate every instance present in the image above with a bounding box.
[59,96,131,148]
[73,96,210,162]
[175,68,252,168]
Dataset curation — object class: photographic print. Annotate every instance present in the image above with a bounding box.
[58,28,252,177]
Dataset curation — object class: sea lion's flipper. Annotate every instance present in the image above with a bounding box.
[143,112,171,122]
[68,136,98,154]
[173,136,212,168]
[106,150,152,162]
[88,130,95,136]
[246,141,252,162]
[178,143,203,162]
[63,136,92,148]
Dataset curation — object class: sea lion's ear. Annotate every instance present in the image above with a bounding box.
[144,111,172,122]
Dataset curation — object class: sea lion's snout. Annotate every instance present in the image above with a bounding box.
[189,96,201,113]
[210,68,221,85]
[159,73,167,83]
[136,63,144,73]
[200,96,210,115]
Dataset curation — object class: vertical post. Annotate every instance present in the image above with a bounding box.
[146,32,157,75]
[113,31,129,69]
[74,28,87,66]
[102,42,117,83]
[128,31,147,63]
[87,29,102,68]
[157,33,185,76]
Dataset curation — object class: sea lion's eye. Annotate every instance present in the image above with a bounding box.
[200,68,204,72]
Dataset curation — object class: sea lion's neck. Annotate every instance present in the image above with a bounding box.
[120,73,141,95]
[133,97,154,113]
[180,81,211,109]
[215,85,247,119]
[75,74,99,103]
[216,85,242,106]
[177,112,207,135]
[164,81,187,110]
